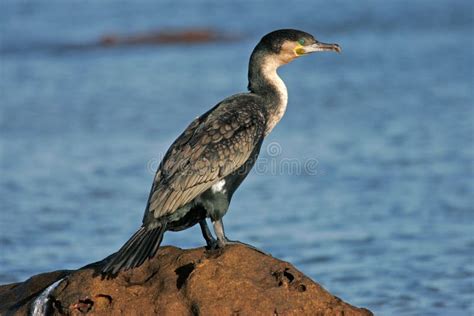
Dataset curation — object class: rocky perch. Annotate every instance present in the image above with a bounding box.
[0,245,372,315]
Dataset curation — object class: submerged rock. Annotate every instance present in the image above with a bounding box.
[99,29,236,47]
[0,245,372,315]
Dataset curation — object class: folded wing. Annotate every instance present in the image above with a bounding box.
[144,98,266,223]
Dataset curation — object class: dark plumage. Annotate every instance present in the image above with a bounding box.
[102,29,340,275]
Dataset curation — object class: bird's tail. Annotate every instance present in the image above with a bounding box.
[101,223,166,276]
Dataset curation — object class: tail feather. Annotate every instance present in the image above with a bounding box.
[112,229,147,270]
[136,227,162,267]
[102,224,166,276]
[128,228,156,268]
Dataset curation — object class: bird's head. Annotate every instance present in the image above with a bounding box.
[255,29,341,66]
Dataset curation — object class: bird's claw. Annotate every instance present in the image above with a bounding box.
[205,238,219,250]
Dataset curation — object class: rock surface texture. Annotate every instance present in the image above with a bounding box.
[0,245,373,315]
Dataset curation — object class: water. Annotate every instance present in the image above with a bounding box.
[1,0,473,314]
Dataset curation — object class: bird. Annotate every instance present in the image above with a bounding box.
[102,29,341,275]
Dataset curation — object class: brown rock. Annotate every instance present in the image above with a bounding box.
[99,29,236,47]
[0,270,71,315]
[0,245,372,316]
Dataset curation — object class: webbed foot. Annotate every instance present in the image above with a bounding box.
[208,237,269,255]
[210,218,270,256]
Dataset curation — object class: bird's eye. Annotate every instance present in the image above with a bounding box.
[298,38,305,45]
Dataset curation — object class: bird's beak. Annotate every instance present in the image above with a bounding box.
[303,42,341,54]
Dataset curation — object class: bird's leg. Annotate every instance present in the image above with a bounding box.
[212,218,227,248]
[199,220,217,249]
[212,218,269,255]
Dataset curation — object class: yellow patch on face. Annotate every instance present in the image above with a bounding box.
[294,43,306,56]
[278,41,304,64]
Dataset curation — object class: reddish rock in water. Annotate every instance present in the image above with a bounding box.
[0,245,372,315]
[99,29,235,46]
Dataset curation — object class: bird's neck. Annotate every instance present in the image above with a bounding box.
[248,51,288,135]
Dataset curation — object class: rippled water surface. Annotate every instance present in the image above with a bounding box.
[1,1,473,314]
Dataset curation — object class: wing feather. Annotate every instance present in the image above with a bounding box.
[144,97,266,222]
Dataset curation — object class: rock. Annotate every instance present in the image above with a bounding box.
[99,29,236,47]
[0,245,372,315]
[0,270,71,315]
[57,29,238,52]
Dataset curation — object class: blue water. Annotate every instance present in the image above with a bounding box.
[1,0,473,314]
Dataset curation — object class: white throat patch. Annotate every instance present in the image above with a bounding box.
[261,56,288,135]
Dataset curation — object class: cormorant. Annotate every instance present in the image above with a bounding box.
[102,29,340,275]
